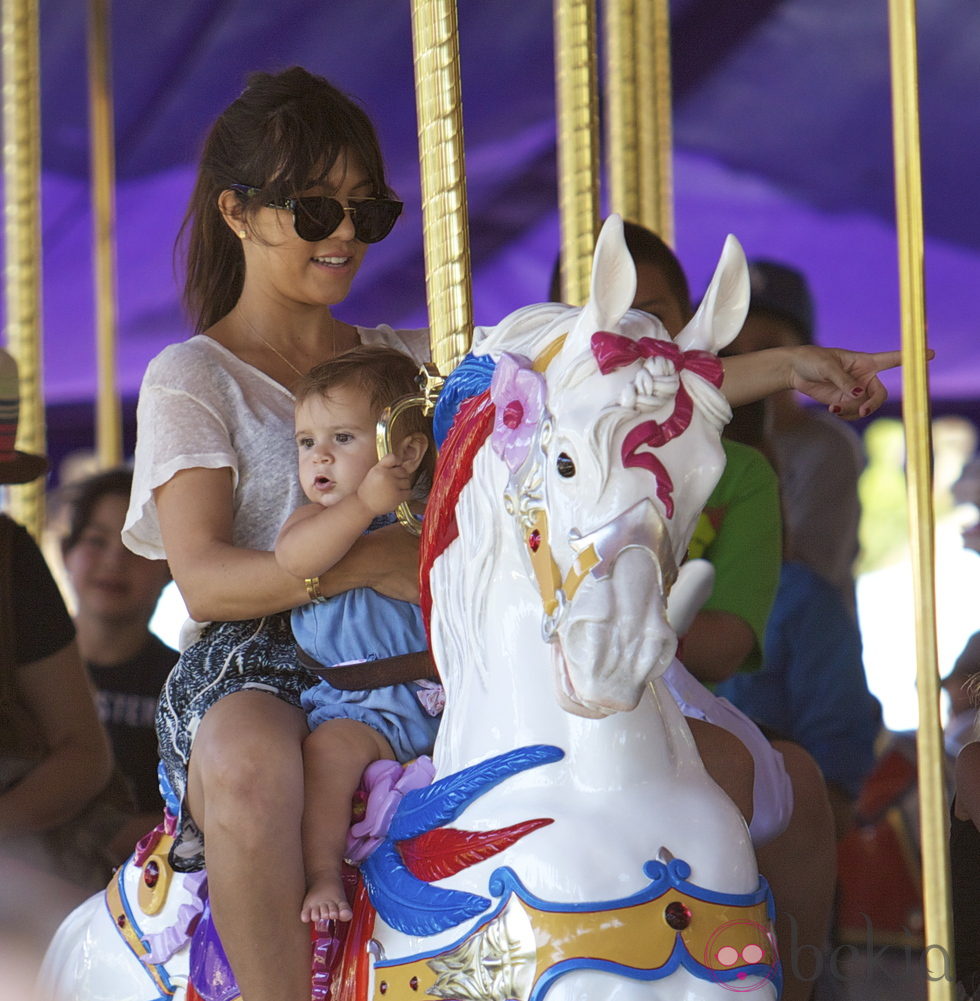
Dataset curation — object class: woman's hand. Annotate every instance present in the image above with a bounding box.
[785,346,905,419]
[722,345,914,417]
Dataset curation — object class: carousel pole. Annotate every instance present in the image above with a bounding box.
[554,0,599,306]
[603,0,674,244]
[1,0,45,536]
[409,0,473,376]
[603,0,640,224]
[88,0,122,468]
[887,0,954,995]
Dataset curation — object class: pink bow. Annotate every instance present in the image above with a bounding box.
[591,332,723,519]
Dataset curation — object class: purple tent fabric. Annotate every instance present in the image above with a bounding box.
[1,0,977,428]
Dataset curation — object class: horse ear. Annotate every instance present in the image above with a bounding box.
[674,234,750,355]
[584,214,637,336]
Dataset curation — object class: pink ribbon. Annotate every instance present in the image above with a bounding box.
[591,332,723,518]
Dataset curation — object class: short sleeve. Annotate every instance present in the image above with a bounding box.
[123,347,239,559]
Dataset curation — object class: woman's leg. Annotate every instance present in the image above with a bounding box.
[301,719,395,925]
[185,690,310,1001]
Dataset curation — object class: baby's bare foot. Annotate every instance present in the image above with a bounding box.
[301,871,353,925]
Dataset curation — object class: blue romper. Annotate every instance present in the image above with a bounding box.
[293,526,441,763]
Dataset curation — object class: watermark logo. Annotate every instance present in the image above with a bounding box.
[703,918,779,993]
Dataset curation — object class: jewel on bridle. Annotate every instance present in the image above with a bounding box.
[503,399,524,429]
[528,529,541,553]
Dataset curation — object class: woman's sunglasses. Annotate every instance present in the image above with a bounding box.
[230,184,403,244]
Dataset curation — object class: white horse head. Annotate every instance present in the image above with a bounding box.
[452,215,748,717]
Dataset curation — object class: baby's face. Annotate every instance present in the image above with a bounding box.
[294,386,380,507]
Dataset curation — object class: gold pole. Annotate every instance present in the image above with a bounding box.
[887,1,953,996]
[554,0,599,306]
[2,0,45,537]
[409,0,472,377]
[88,0,122,467]
[636,0,674,244]
[603,0,639,223]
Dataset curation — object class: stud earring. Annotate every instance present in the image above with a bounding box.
[237,230,247,239]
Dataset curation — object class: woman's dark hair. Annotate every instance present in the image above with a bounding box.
[295,345,436,490]
[179,66,394,334]
[61,467,133,553]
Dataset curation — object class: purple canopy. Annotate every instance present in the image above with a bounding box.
[3,0,979,459]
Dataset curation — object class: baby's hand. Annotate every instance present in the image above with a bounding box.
[357,453,413,516]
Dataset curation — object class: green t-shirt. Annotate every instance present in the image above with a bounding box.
[686,439,782,674]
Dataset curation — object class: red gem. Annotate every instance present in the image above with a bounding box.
[664,900,692,930]
[143,860,160,888]
[379,983,387,995]
[116,914,127,928]
[528,529,541,553]
[502,400,524,429]
[410,977,419,991]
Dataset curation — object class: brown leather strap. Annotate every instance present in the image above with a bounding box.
[296,646,439,690]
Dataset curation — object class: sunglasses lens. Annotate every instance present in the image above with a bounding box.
[351,199,403,243]
[292,198,345,242]
[290,197,403,243]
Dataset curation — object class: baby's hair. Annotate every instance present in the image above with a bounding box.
[295,345,436,487]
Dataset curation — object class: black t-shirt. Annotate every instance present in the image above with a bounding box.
[2,514,76,667]
[951,801,980,996]
[88,634,178,813]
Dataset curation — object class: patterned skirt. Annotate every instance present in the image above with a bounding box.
[155,613,318,871]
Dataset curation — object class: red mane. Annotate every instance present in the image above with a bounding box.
[419,390,496,643]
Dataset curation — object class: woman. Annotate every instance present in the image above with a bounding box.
[122,68,428,1001]
[122,67,899,1001]
[60,468,175,855]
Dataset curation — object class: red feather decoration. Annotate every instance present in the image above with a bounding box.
[399,818,554,882]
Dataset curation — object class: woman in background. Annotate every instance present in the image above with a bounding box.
[60,467,175,855]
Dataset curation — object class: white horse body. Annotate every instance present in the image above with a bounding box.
[368,217,778,1000]
[42,217,778,1001]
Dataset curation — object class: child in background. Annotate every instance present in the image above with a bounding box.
[275,344,441,926]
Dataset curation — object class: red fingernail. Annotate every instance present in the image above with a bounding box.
[830,405,842,414]
[851,386,864,397]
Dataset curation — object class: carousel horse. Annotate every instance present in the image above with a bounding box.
[41,216,779,1001]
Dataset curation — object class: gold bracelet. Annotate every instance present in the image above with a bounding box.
[304,576,327,604]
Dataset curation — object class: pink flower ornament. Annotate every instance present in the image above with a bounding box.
[345,756,436,864]
[490,352,546,474]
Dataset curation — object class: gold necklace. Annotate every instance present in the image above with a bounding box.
[237,312,336,381]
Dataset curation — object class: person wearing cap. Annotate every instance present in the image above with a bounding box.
[0,348,118,945]
[727,261,866,615]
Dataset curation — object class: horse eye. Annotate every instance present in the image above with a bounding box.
[556,452,576,478]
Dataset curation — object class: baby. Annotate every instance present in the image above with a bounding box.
[276,344,441,925]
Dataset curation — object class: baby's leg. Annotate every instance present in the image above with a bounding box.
[301,718,395,925]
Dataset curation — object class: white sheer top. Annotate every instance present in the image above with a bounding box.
[123,326,429,562]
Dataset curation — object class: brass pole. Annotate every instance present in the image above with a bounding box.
[2,0,45,536]
[887,0,953,996]
[88,0,122,467]
[636,0,673,244]
[603,0,640,223]
[410,0,472,376]
[554,0,599,306]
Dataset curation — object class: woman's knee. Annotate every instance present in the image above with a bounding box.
[190,694,306,818]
